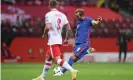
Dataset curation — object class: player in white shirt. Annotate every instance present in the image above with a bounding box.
[45,8,67,46]
[32,0,78,80]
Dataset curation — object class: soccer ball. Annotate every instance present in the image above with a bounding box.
[53,67,62,74]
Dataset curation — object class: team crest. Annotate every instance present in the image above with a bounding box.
[77,25,80,29]
[77,47,81,51]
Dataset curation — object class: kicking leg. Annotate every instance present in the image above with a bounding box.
[55,56,75,73]
[62,54,78,73]
[50,44,78,80]
[62,47,94,73]
[55,56,78,80]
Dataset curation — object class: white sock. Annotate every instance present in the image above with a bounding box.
[57,59,74,72]
[40,60,52,78]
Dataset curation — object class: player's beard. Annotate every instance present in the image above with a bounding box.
[76,16,81,20]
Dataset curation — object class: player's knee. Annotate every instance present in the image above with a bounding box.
[47,56,52,61]
[54,56,61,63]
[71,54,78,62]
[74,57,78,62]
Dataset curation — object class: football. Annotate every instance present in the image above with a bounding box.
[53,67,62,74]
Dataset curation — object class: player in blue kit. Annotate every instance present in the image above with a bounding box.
[54,8,102,76]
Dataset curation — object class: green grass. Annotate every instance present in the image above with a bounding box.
[1,63,133,80]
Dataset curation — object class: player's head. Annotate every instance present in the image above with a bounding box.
[75,8,84,20]
[49,0,58,9]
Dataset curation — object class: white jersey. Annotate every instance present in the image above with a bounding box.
[45,9,69,45]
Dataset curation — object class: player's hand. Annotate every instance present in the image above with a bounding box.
[63,39,68,46]
[97,16,102,22]
[42,35,45,38]
[73,43,75,47]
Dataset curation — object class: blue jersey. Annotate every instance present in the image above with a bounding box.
[75,17,93,43]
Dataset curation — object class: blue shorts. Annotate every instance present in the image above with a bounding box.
[73,41,90,60]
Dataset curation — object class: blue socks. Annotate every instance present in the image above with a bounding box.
[62,57,74,73]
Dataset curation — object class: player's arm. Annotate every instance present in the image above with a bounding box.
[92,16,102,25]
[64,23,71,40]
[63,15,72,41]
[42,13,51,38]
[42,23,51,37]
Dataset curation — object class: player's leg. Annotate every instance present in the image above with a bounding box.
[55,56,75,72]
[32,56,53,80]
[55,56,78,80]
[40,56,52,78]
[52,45,75,72]
[62,54,78,73]
[62,51,89,73]
[119,46,122,62]
[67,45,92,66]
[61,44,79,73]
[62,42,91,73]
[66,47,94,67]
[52,45,78,80]
[123,45,127,62]
[32,46,53,80]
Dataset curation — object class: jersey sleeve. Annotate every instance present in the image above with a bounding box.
[45,13,52,24]
[63,15,69,25]
[87,17,93,26]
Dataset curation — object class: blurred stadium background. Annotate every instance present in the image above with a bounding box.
[1,0,133,80]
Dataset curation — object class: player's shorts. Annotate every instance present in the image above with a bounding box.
[73,41,90,60]
[47,44,61,58]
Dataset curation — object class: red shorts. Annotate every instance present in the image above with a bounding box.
[46,44,61,58]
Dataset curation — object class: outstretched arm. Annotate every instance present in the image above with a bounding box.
[92,16,102,25]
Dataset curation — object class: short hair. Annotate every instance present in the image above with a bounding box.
[75,8,84,17]
[49,0,58,8]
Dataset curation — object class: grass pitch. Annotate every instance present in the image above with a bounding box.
[1,63,133,80]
